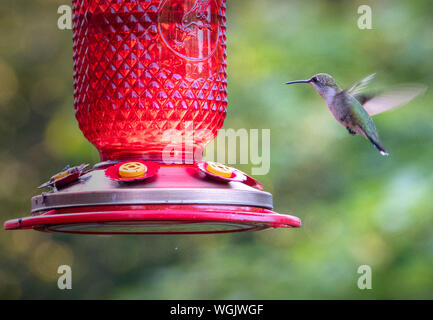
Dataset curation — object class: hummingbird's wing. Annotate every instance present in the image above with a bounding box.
[360,84,427,116]
[347,73,376,96]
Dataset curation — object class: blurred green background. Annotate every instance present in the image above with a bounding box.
[1,0,433,299]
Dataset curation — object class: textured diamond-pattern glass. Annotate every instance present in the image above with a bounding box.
[73,0,227,161]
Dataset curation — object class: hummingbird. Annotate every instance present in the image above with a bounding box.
[285,73,426,156]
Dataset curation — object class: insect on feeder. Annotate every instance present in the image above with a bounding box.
[4,0,301,234]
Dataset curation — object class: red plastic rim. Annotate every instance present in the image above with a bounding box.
[4,205,301,235]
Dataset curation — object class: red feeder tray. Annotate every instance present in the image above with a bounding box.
[5,165,301,235]
[4,205,300,235]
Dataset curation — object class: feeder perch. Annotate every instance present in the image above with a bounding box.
[4,0,301,234]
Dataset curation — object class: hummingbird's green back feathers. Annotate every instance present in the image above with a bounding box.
[344,94,389,156]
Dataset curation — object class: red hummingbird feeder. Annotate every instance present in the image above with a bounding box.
[4,0,301,234]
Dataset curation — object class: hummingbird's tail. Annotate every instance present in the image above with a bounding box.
[366,135,389,156]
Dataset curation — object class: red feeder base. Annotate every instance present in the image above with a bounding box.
[4,205,300,235]
[4,163,301,235]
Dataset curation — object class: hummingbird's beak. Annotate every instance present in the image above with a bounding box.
[284,79,311,85]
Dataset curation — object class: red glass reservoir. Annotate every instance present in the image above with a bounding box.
[73,0,227,161]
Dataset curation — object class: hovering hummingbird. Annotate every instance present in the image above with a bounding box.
[285,73,426,156]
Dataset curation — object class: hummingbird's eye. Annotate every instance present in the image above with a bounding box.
[312,77,318,83]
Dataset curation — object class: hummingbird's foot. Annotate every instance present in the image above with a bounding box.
[346,127,356,135]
